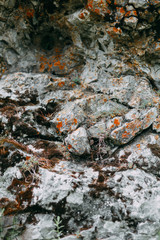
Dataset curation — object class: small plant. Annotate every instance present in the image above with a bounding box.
[96,134,108,160]
[18,156,39,184]
[52,216,64,240]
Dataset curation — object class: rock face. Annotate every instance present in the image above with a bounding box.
[0,0,160,239]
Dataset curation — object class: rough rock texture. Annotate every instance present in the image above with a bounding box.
[0,0,160,239]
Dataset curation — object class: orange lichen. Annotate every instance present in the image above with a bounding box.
[110,124,115,129]
[68,144,72,149]
[133,10,137,16]
[58,81,65,87]
[122,131,130,138]
[94,8,100,14]
[40,63,45,72]
[79,12,85,19]
[113,27,121,33]
[73,118,78,124]
[125,11,131,17]
[107,9,111,14]
[114,118,120,126]
[120,7,125,14]
[59,65,65,70]
[26,9,35,18]
[56,121,63,130]
[54,61,61,66]
[136,144,141,150]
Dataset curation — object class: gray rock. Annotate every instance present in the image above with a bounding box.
[128,0,149,8]
[65,127,91,155]
[21,214,55,240]
[88,121,107,138]
[109,108,158,145]
[110,132,160,175]
[124,17,138,29]
[32,163,98,210]
[51,101,86,135]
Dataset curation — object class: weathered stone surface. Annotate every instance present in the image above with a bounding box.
[51,101,86,135]
[110,108,158,145]
[88,121,106,138]
[21,214,56,240]
[65,127,91,155]
[84,95,128,119]
[124,17,138,29]
[0,0,160,239]
[110,132,160,175]
[150,64,160,89]
[128,0,149,8]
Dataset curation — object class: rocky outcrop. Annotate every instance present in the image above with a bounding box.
[0,0,160,239]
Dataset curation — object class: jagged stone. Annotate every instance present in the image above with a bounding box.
[124,17,138,29]
[110,108,158,145]
[88,121,106,138]
[65,127,91,155]
[51,101,86,135]
[128,0,149,8]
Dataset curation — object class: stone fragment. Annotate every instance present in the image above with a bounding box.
[153,41,160,53]
[110,108,158,145]
[32,162,98,209]
[85,95,128,119]
[150,0,160,7]
[65,127,90,155]
[128,78,158,108]
[124,17,138,29]
[51,102,86,134]
[88,121,106,138]
[128,0,149,8]
[4,49,18,65]
[110,132,160,175]
[141,107,158,128]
